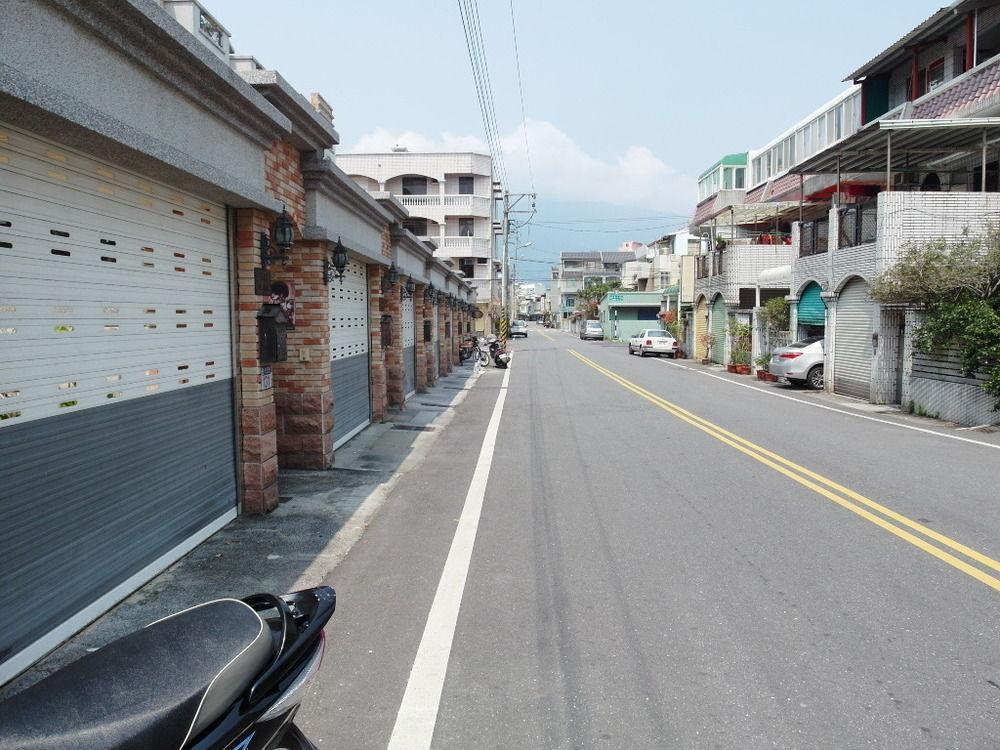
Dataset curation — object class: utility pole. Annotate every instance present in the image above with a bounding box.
[497,188,535,345]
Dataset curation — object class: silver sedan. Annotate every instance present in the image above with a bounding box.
[769,336,825,389]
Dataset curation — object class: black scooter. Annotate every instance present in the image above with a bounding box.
[0,586,336,750]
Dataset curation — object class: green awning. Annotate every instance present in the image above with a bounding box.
[798,282,826,326]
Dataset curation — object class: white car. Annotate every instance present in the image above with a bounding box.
[628,329,679,357]
[510,320,528,338]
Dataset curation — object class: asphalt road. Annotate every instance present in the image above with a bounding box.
[299,325,1000,749]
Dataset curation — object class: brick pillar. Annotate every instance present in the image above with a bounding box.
[414,284,428,393]
[234,208,279,514]
[385,283,405,408]
[426,298,438,387]
[438,302,450,376]
[272,240,333,470]
[368,264,387,421]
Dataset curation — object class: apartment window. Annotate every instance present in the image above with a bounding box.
[458,176,475,194]
[723,168,733,190]
[403,218,428,236]
[401,176,427,195]
[477,257,489,264]
[460,259,475,278]
[734,167,745,189]
[459,218,475,237]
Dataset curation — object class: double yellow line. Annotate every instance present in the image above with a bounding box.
[569,349,1000,592]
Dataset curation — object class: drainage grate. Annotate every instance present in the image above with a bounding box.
[391,424,437,432]
[278,495,293,504]
[419,402,453,408]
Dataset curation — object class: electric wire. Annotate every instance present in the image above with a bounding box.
[509,0,534,193]
[458,0,507,188]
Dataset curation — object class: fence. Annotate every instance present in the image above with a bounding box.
[799,218,829,257]
[838,202,877,249]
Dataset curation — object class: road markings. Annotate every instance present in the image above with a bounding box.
[535,328,555,341]
[387,366,512,750]
[569,349,1000,592]
[656,357,1000,452]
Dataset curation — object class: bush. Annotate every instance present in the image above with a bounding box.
[759,297,789,332]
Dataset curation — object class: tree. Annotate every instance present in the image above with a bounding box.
[871,227,1000,409]
[759,297,790,333]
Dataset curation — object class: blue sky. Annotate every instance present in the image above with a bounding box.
[207,0,937,281]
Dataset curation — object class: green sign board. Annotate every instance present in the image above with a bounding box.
[608,294,624,302]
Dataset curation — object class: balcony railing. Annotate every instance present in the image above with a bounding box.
[799,218,829,257]
[437,236,492,253]
[837,202,877,249]
[398,194,492,214]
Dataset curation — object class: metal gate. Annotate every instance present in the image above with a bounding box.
[0,124,237,681]
[402,295,415,398]
[694,298,708,359]
[330,258,370,448]
[834,277,873,399]
[711,295,727,364]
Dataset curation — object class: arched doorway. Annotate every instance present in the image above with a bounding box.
[694,297,708,359]
[711,295,727,365]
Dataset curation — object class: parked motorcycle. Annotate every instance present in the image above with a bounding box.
[488,336,511,369]
[0,586,336,750]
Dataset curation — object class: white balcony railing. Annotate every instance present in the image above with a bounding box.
[437,236,492,253]
[397,194,492,215]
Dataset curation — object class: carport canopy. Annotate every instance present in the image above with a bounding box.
[790,117,1000,189]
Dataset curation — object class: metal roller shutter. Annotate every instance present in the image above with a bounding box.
[694,298,708,359]
[798,282,826,326]
[834,278,873,399]
[402,295,415,398]
[0,124,236,682]
[711,296,727,364]
[330,258,370,448]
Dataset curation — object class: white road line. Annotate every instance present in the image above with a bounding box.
[654,358,1000,451]
[386,366,512,750]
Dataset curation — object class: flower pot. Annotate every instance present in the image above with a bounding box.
[763,371,777,382]
[727,364,738,373]
[737,364,751,375]
[756,370,767,381]
[701,358,712,365]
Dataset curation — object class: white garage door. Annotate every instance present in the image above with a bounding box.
[402,295,416,398]
[431,300,440,376]
[330,257,370,448]
[834,277,874,400]
[0,123,237,682]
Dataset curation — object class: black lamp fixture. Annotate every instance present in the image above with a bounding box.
[324,236,348,285]
[403,278,417,299]
[424,284,435,302]
[260,206,295,267]
[382,264,399,293]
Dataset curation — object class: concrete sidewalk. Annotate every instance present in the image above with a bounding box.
[0,361,483,699]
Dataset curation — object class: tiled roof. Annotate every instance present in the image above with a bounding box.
[560,251,602,261]
[743,185,766,204]
[691,195,719,226]
[912,60,1000,119]
[600,251,637,263]
[765,173,803,202]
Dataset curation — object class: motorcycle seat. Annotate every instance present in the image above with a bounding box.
[0,599,274,750]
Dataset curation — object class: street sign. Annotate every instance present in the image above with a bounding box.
[608,294,624,302]
[260,366,273,391]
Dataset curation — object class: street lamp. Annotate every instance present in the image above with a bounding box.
[324,236,348,284]
[260,206,295,267]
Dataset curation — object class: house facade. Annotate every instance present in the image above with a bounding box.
[550,250,636,330]
[0,0,476,686]
[334,150,498,330]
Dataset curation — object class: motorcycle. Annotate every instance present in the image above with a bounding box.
[0,586,336,750]
[487,336,511,369]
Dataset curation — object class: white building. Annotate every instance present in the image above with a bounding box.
[335,150,498,327]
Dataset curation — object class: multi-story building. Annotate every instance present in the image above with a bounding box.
[549,250,636,330]
[335,150,498,328]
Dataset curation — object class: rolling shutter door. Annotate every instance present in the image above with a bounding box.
[711,296,727,364]
[402,295,416,398]
[0,124,236,681]
[694,299,708,359]
[330,258,371,448]
[798,282,826,326]
[834,278,873,399]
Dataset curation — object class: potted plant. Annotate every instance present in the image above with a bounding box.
[728,319,753,374]
[754,354,771,380]
[697,333,713,365]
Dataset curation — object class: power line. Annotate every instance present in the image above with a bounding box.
[533,222,689,234]
[534,215,691,225]
[509,0,534,193]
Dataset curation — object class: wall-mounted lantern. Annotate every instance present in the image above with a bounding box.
[425,284,436,302]
[403,278,416,299]
[324,236,348,285]
[382,264,399,293]
[260,206,295,267]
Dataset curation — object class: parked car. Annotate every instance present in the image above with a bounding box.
[628,329,679,357]
[510,320,528,338]
[769,336,825,389]
[580,320,604,340]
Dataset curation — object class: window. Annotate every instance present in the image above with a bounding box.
[734,167,745,189]
[460,260,475,278]
[458,176,475,194]
[835,104,844,140]
[401,176,427,195]
[723,168,733,190]
[477,257,489,264]
[927,58,945,92]
[403,218,427,236]
[458,218,475,237]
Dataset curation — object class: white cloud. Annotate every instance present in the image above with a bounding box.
[344,119,695,214]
